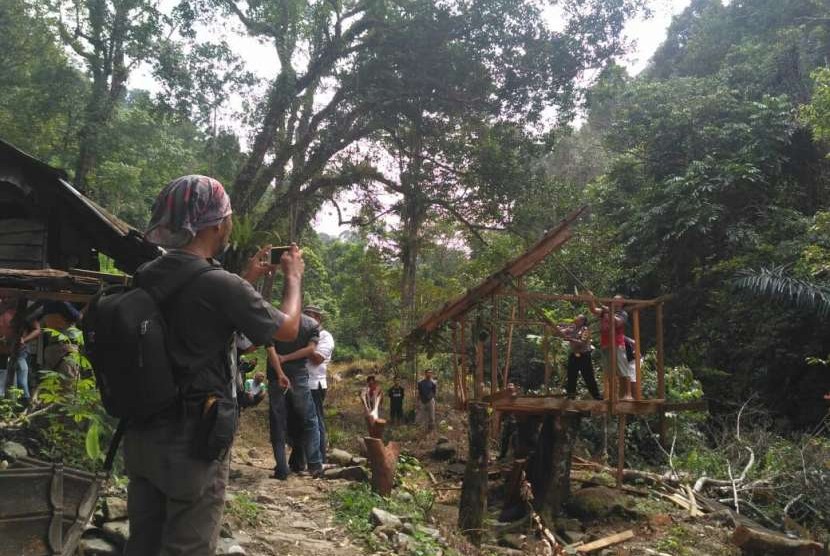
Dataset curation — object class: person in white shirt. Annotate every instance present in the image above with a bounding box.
[303,306,334,464]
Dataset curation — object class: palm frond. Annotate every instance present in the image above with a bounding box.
[733,266,830,319]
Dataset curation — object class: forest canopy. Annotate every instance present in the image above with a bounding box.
[1,0,829,425]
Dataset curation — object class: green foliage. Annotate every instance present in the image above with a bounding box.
[733,266,830,318]
[225,491,262,527]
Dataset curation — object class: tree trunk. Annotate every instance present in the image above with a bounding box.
[528,412,582,523]
[459,402,489,545]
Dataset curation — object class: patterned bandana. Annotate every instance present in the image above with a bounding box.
[145,175,232,248]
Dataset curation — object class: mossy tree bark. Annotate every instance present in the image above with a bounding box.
[459,402,490,545]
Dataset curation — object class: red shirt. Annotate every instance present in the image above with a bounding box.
[600,312,626,348]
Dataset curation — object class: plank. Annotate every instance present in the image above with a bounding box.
[575,530,634,553]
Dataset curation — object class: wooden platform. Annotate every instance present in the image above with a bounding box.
[490,393,707,416]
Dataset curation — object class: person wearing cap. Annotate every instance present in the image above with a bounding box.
[303,306,334,464]
[123,175,303,556]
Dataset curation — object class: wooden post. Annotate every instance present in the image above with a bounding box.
[459,402,490,546]
[491,301,498,397]
[542,325,552,388]
[452,323,461,409]
[460,319,469,406]
[633,309,642,400]
[475,331,485,400]
[656,303,667,446]
[609,302,617,410]
[616,414,627,487]
[502,304,517,388]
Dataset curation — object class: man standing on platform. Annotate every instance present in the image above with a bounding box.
[553,314,602,400]
[388,377,405,424]
[417,369,437,432]
[304,306,334,464]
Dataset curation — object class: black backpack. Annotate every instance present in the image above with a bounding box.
[83,258,218,420]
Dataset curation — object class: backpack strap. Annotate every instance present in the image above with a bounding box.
[140,257,221,304]
[103,418,127,475]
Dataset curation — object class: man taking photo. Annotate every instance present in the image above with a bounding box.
[125,175,302,556]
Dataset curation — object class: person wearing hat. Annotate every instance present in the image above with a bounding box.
[124,175,304,556]
[303,305,334,464]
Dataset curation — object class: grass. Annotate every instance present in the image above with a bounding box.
[330,454,455,555]
[225,490,262,527]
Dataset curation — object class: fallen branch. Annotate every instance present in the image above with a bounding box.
[575,530,634,553]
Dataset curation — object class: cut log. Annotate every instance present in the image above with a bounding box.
[459,402,489,546]
[731,524,825,556]
[363,437,399,496]
[575,529,634,553]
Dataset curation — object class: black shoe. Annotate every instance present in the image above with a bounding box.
[309,466,324,479]
[273,470,289,481]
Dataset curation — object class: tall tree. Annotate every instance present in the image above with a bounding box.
[46,0,168,189]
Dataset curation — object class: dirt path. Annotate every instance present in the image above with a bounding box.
[225,452,365,556]
[224,403,364,556]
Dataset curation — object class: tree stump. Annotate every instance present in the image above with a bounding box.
[363,418,399,496]
[528,412,582,523]
[459,402,490,545]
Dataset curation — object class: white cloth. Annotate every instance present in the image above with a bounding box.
[307,329,334,389]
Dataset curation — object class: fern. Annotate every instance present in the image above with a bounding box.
[733,266,830,318]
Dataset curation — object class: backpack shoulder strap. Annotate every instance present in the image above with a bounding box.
[141,257,221,304]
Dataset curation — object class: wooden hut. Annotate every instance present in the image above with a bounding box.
[0,138,160,556]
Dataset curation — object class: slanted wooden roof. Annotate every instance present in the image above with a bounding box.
[413,206,586,334]
[0,139,161,273]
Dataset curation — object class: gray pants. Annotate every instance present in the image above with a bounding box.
[419,398,436,431]
[124,416,229,556]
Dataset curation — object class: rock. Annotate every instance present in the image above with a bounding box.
[403,522,416,535]
[0,459,8,469]
[370,507,402,529]
[566,486,625,520]
[79,537,119,555]
[101,521,129,546]
[432,441,456,461]
[328,448,354,466]
[394,532,417,552]
[104,497,128,521]
[228,468,243,480]
[220,522,234,538]
[350,456,368,466]
[447,463,466,475]
[437,436,450,444]
[375,525,399,540]
[338,466,369,482]
[396,491,414,503]
[555,518,582,533]
[563,530,585,544]
[1,440,27,459]
[415,525,440,539]
[247,448,258,458]
[216,537,246,555]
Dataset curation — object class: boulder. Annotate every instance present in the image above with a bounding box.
[1,440,27,459]
[562,530,585,544]
[447,463,466,475]
[415,525,440,539]
[79,537,119,556]
[566,486,625,520]
[328,448,354,466]
[104,497,128,521]
[370,507,402,529]
[432,441,456,461]
[101,521,129,547]
[394,532,417,553]
[350,456,368,466]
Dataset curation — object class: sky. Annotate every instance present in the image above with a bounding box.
[131,0,693,236]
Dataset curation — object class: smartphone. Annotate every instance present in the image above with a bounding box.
[270,245,293,265]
